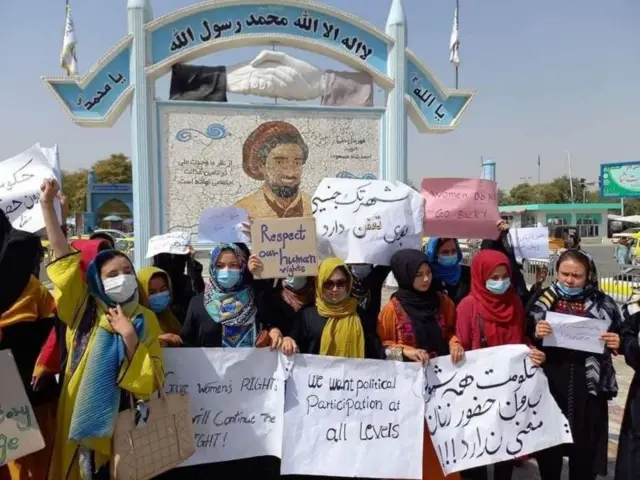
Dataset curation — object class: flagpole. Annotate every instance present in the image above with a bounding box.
[537,154,541,184]
[455,0,459,89]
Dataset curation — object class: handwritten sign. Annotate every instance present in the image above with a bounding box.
[311,178,424,265]
[145,231,191,258]
[162,348,286,467]
[509,227,549,261]
[198,207,249,244]
[422,178,500,240]
[0,144,58,233]
[0,350,45,466]
[281,354,424,479]
[425,345,572,474]
[543,312,610,354]
[250,217,318,278]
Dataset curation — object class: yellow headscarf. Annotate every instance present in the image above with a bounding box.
[137,266,182,335]
[316,258,365,359]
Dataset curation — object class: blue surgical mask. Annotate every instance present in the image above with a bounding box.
[350,265,373,279]
[438,254,458,266]
[215,268,241,288]
[557,283,584,297]
[285,276,307,291]
[486,279,511,295]
[148,291,171,313]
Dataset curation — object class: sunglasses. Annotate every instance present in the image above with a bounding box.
[323,279,348,290]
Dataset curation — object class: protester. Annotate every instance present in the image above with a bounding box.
[0,211,57,480]
[89,231,115,249]
[529,249,621,480]
[614,237,631,266]
[456,249,546,480]
[137,266,183,346]
[423,237,471,304]
[377,249,462,480]
[345,263,391,321]
[256,275,315,337]
[40,178,164,480]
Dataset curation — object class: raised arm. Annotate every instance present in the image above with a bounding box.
[40,179,69,258]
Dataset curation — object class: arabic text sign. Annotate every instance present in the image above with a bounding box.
[281,355,424,479]
[425,345,572,474]
[312,178,424,265]
[543,312,610,354]
[198,207,249,244]
[250,217,318,279]
[509,227,549,260]
[600,162,640,198]
[145,231,191,258]
[162,348,286,467]
[422,178,501,240]
[0,350,45,466]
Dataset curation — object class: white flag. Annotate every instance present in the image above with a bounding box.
[449,6,460,65]
[60,4,78,75]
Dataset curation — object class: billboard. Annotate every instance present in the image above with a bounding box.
[600,161,640,198]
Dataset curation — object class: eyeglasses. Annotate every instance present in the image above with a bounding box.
[323,279,348,290]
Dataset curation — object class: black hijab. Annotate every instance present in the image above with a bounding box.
[390,249,449,356]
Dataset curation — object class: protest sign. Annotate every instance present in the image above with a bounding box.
[198,207,249,244]
[0,144,58,232]
[250,217,318,278]
[0,350,45,466]
[311,178,424,264]
[543,311,610,354]
[145,231,191,258]
[162,348,286,467]
[422,178,501,239]
[425,345,572,474]
[509,227,549,261]
[281,355,424,479]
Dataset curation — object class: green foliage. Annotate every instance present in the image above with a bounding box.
[501,176,619,206]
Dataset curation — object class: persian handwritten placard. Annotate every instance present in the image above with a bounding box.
[311,178,424,264]
[0,350,45,466]
[250,217,318,278]
[145,231,191,258]
[422,178,501,240]
[425,345,572,474]
[281,355,424,479]
[509,227,549,261]
[198,207,249,244]
[162,348,287,467]
[543,312,610,354]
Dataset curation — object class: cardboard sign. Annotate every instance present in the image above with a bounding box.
[422,178,501,239]
[0,350,45,466]
[250,217,318,278]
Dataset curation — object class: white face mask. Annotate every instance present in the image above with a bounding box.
[102,274,138,304]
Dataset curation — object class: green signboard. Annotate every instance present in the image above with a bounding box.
[600,161,640,198]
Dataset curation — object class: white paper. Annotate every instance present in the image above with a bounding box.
[198,207,250,244]
[509,227,549,261]
[281,355,424,479]
[425,345,572,474]
[543,311,610,354]
[162,348,286,467]
[145,231,191,258]
[0,144,58,232]
[311,178,424,265]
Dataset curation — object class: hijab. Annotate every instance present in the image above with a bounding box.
[470,249,524,345]
[85,250,139,314]
[316,258,365,359]
[137,267,182,334]
[71,239,111,278]
[281,277,315,313]
[424,237,463,285]
[390,249,449,356]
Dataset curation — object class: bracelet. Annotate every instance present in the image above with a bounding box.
[385,347,403,361]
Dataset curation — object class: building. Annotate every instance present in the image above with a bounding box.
[499,203,622,239]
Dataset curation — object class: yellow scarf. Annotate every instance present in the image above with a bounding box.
[316,258,365,359]
[137,267,183,334]
[0,275,54,328]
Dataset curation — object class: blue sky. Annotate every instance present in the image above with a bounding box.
[1,0,638,188]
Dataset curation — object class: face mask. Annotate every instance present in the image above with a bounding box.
[557,283,584,297]
[350,265,372,279]
[485,279,511,295]
[148,291,171,313]
[324,293,347,305]
[103,274,138,304]
[216,268,241,288]
[438,254,458,266]
[285,276,307,291]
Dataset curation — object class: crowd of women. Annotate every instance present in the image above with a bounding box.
[1,177,639,480]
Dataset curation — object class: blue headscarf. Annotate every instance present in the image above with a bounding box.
[424,237,463,286]
[85,249,138,308]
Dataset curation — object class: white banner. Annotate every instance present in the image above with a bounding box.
[311,178,424,265]
[145,231,192,258]
[425,345,572,474]
[509,227,549,261]
[162,348,287,467]
[281,355,424,479]
[543,311,610,354]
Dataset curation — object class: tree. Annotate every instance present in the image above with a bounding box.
[94,154,132,183]
[507,183,537,204]
[61,169,88,214]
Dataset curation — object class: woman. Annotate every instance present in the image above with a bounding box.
[376,249,462,480]
[424,237,471,304]
[529,249,621,480]
[614,237,631,266]
[137,266,183,346]
[256,275,315,337]
[0,211,57,480]
[285,258,382,359]
[40,179,163,480]
[456,249,545,480]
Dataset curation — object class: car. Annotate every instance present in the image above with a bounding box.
[599,267,640,303]
[91,229,134,252]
